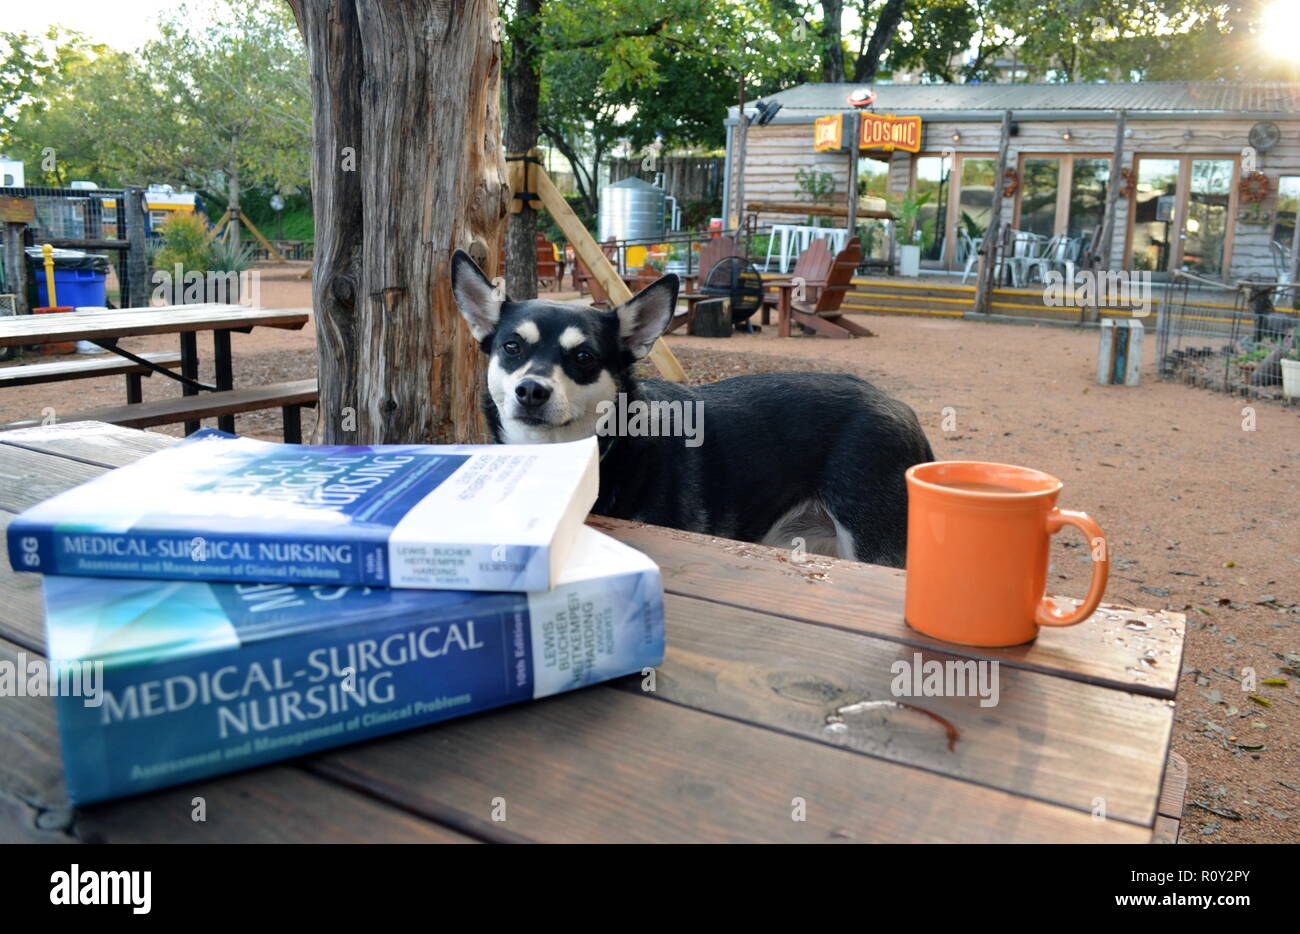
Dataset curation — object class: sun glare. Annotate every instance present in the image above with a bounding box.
[1261,0,1300,57]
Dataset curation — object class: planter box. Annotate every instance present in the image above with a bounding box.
[898,244,920,278]
[1282,358,1300,399]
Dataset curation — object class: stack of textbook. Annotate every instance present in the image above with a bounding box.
[7,429,664,804]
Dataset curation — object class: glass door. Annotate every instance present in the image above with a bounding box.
[956,157,997,240]
[1067,157,1110,240]
[914,154,951,264]
[856,157,892,261]
[1019,158,1061,237]
[1130,158,1180,274]
[1181,159,1233,276]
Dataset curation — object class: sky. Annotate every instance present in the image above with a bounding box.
[8,0,193,51]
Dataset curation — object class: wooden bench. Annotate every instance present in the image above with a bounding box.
[0,378,319,442]
[0,351,184,404]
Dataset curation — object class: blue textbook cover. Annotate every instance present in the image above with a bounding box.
[8,427,599,592]
[42,526,664,805]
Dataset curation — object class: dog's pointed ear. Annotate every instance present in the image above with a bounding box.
[451,249,504,341]
[613,274,679,359]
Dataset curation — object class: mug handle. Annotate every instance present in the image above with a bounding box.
[1035,508,1109,627]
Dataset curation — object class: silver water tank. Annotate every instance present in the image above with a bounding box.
[598,176,665,243]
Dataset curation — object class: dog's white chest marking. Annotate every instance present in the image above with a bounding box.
[761,499,856,561]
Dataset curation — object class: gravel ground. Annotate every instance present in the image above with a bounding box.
[2,265,1296,843]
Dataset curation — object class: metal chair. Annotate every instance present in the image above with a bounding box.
[960,231,983,284]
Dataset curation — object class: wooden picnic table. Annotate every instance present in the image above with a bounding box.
[0,305,309,433]
[0,423,1187,844]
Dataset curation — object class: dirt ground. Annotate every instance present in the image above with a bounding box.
[2,262,1296,843]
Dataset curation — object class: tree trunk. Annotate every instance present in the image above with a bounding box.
[289,0,508,445]
[505,0,541,300]
[228,152,242,247]
[819,0,845,83]
[853,0,906,82]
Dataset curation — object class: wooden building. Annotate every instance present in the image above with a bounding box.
[724,82,1300,283]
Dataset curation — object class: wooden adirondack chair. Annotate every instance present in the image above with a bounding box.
[696,236,740,285]
[536,233,561,291]
[762,238,832,327]
[788,238,874,339]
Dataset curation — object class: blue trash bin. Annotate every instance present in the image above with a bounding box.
[26,248,110,308]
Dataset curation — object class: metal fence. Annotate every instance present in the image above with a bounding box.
[0,186,150,311]
[1156,270,1299,397]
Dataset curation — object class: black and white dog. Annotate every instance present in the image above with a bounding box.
[450,250,933,567]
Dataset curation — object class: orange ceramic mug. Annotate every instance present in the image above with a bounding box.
[904,461,1109,647]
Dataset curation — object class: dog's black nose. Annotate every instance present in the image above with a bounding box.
[515,379,552,408]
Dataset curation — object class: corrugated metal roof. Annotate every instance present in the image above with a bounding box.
[736,81,1300,119]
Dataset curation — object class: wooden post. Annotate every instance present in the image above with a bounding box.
[3,223,29,316]
[123,186,148,309]
[1096,111,1127,274]
[1085,110,1129,322]
[290,0,508,445]
[974,111,1012,315]
[846,112,860,237]
[530,162,686,382]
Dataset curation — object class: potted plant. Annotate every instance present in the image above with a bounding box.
[663,242,688,277]
[888,189,931,277]
[1282,329,1300,399]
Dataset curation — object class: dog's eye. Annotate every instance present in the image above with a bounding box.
[573,348,595,366]
[502,340,522,356]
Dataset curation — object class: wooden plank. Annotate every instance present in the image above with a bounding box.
[2,379,319,431]
[589,516,1185,699]
[0,306,308,347]
[307,683,1151,843]
[0,421,176,468]
[0,513,46,651]
[0,352,183,386]
[0,637,72,843]
[626,593,1171,826]
[0,635,474,844]
[1158,752,1188,823]
[78,768,476,844]
[0,441,108,512]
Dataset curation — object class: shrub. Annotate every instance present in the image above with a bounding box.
[153,213,211,276]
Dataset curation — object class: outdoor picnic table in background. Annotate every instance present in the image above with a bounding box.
[0,423,1187,843]
[0,305,309,433]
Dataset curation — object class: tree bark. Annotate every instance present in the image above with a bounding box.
[289,0,508,445]
[819,0,845,83]
[505,0,541,300]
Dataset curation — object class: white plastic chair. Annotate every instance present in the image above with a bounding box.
[764,224,798,273]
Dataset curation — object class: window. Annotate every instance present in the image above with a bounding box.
[1273,176,1299,249]
[1128,155,1235,276]
[1019,158,1060,237]
[1068,158,1110,240]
